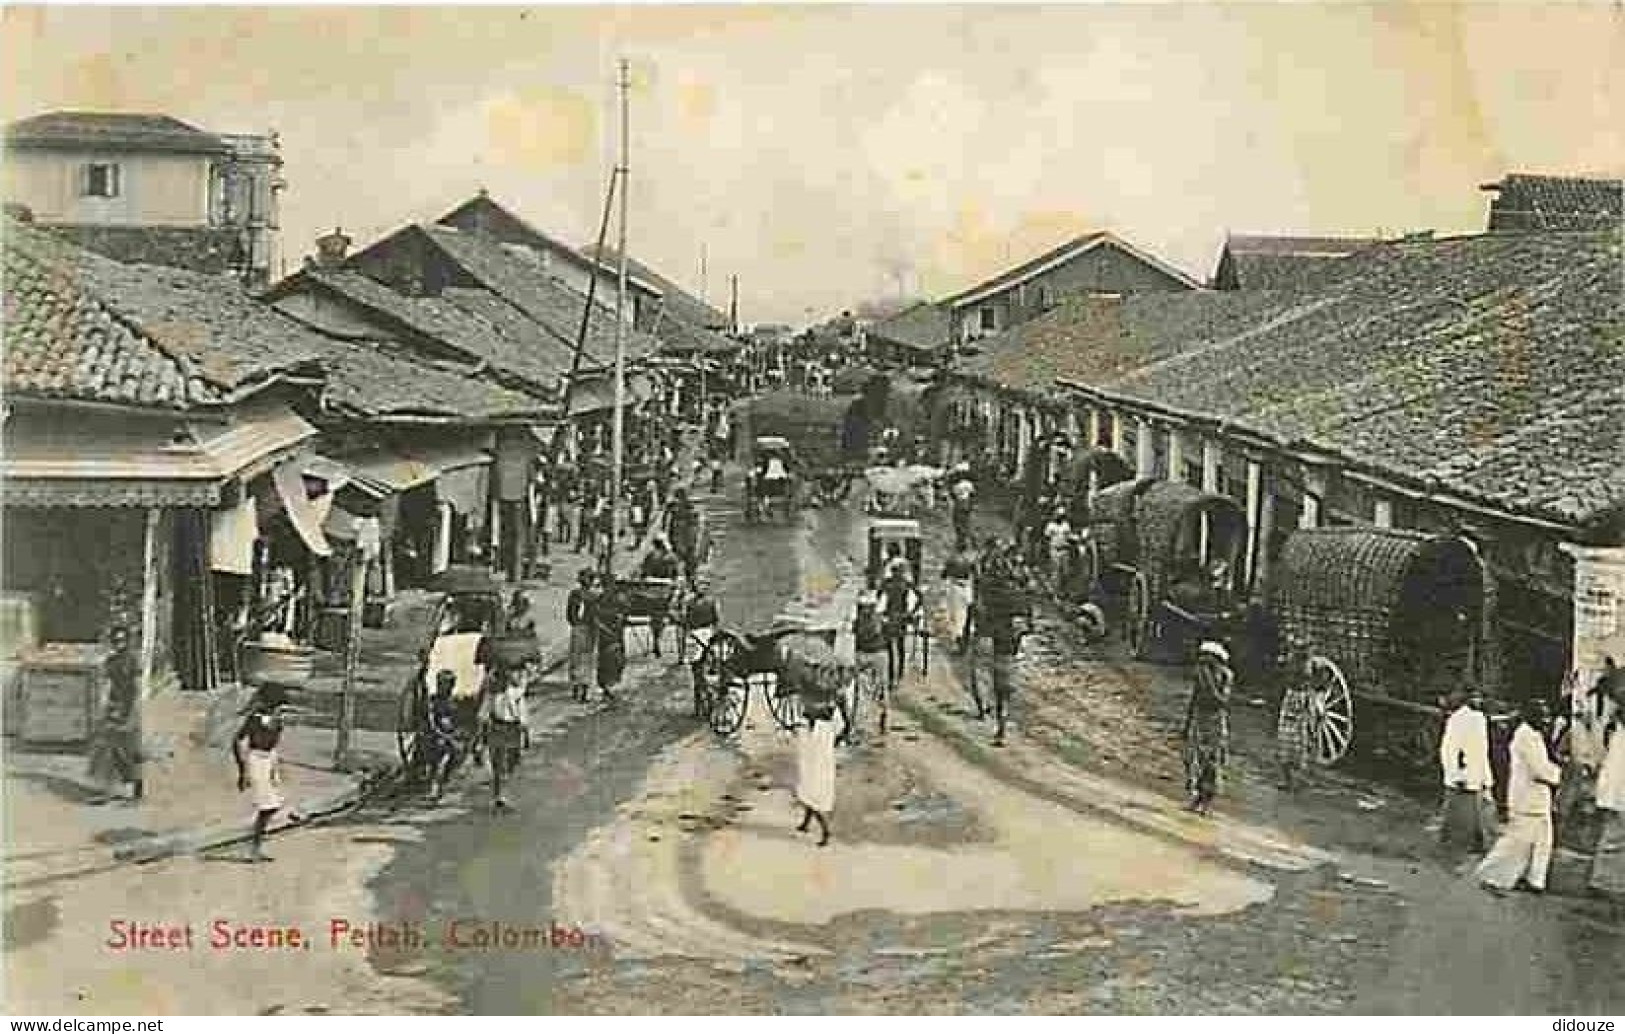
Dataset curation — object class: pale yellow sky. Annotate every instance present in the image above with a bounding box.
[4,3,1622,324]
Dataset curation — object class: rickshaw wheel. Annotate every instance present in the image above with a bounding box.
[701,632,748,735]
[765,673,803,731]
[710,677,748,735]
[1305,655,1355,766]
[1126,571,1151,658]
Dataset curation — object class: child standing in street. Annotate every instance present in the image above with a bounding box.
[233,685,293,863]
[425,670,463,800]
[482,663,528,812]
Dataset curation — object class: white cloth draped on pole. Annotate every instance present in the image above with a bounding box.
[271,461,333,558]
[209,494,259,575]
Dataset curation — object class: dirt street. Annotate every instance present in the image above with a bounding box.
[7,476,1621,1014]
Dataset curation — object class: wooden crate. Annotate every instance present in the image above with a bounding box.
[18,643,109,746]
[1,593,40,736]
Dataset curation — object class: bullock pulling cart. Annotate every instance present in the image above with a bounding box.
[1264,527,1498,768]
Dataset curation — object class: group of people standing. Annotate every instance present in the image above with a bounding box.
[529,433,682,569]
[1434,670,1625,908]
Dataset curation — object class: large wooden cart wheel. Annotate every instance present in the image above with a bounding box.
[701,632,749,735]
[765,673,804,731]
[1305,655,1355,766]
[1125,571,1151,658]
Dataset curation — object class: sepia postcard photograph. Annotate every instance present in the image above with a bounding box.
[1,0,1622,1017]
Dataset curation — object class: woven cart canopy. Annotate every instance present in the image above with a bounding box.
[1265,527,1486,703]
[1086,477,1158,568]
[1057,448,1134,497]
[1132,481,1250,602]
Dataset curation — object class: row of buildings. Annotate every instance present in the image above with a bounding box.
[867,172,1623,704]
[1,110,740,717]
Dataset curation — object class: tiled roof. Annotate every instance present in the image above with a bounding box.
[1097,231,1624,525]
[33,225,245,277]
[435,194,663,298]
[869,302,951,354]
[292,268,573,392]
[1214,234,1383,291]
[421,225,660,365]
[4,219,320,409]
[957,289,1290,396]
[1223,234,1382,257]
[6,111,228,155]
[649,314,739,354]
[1485,173,1623,231]
[582,244,731,329]
[314,336,545,421]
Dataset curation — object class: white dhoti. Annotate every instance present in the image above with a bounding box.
[245,749,284,813]
[1475,812,1553,890]
[943,580,973,640]
[796,718,837,814]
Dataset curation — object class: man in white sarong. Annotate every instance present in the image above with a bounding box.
[1477,699,1562,894]
[1439,686,1498,859]
[795,695,838,847]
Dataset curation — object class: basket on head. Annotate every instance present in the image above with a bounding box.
[779,630,851,714]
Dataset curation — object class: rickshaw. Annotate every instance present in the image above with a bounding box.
[696,622,839,736]
[616,575,689,656]
[1264,527,1503,770]
[1079,479,1250,660]
[867,518,930,679]
[807,462,859,506]
[744,435,799,524]
[396,566,539,781]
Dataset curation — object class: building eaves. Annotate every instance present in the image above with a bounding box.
[5,111,230,155]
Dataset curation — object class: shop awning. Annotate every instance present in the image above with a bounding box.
[272,460,332,558]
[344,446,492,495]
[566,382,615,416]
[565,376,656,416]
[2,401,317,508]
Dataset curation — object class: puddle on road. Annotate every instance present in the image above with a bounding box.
[700,730,1272,927]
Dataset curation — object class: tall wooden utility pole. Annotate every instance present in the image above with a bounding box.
[607,57,631,576]
[567,170,621,419]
